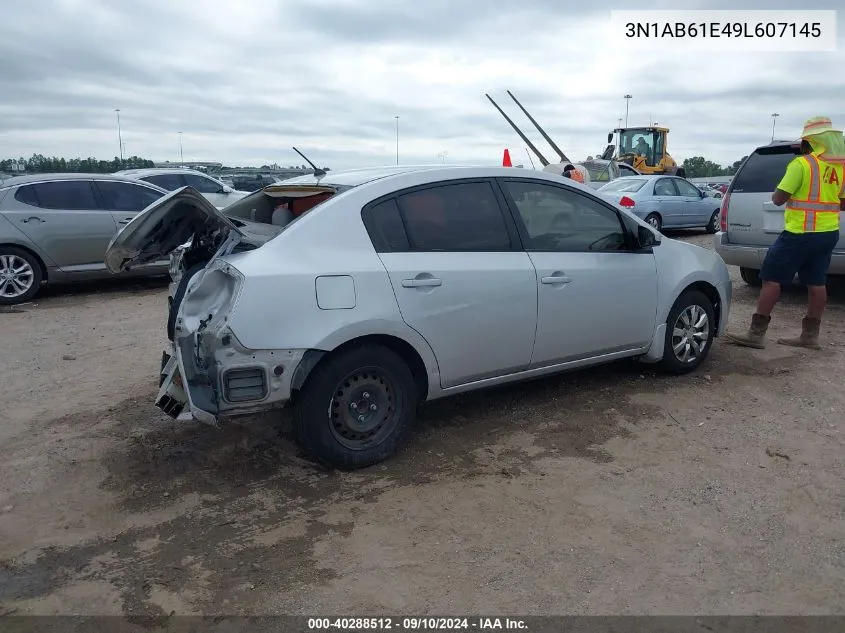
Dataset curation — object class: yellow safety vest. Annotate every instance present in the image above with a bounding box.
[783,153,842,233]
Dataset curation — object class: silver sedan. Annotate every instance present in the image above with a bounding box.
[0,173,168,304]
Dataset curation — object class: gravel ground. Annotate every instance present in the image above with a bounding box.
[1,231,844,616]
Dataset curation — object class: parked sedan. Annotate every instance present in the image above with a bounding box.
[114,168,249,209]
[0,173,171,304]
[596,175,722,234]
[106,166,732,469]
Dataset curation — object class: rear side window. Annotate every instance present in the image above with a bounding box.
[22,181,100,210]
[396,181,511,251]
[142,174,185,190]
[362,198,410,252]
[14,185,40,206]
[732,147,799,193]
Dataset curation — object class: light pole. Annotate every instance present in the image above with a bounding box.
[771,113,779,141]
[394,116,399,165]
[115,108,123,161]
[623,95,632,127]
[179,132,184,164]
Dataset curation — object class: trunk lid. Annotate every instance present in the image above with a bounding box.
[105,186,246,273]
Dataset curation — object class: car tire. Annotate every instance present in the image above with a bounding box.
[644,213,662,231]
[705,210,720,234]
[675,168,686,178]
[740,267,762,287]
[658,290,715,375]
[293,344,419,470]
[0,246,43,306]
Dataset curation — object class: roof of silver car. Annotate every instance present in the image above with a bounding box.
[0,172,162,189]
[280,164,482,187]
[114,167,213,176]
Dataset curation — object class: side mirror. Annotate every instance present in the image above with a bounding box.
[700,189,707,198]
[638,225,659,248]
[222,185,234,194]
[607,132,613,143]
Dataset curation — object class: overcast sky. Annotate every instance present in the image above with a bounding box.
[1,0,843,170]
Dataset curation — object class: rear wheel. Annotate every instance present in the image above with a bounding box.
[0,247,42,305]
[644,213,662,231]
[659,290,715,375]
[675,168,686,178]
[740,267,762,287]
[705,210,720,234]
[293,344,419,469]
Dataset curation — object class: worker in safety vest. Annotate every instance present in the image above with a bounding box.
[727,116,845,349]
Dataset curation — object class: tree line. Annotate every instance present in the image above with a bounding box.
[0,154,155,174]
[681,156,748,179]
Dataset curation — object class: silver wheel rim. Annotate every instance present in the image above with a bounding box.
[647,216,660,229]
[710,212,720,231]
[672,304,710,364]
[0,254,35,299]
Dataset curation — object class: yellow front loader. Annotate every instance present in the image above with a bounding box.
[610,126,685,178]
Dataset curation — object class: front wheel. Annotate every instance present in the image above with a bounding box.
[705,210,720,234]
[293,345,419,469]
[658,290,715,375]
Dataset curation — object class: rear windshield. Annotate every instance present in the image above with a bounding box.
[731,145,799,193]
[598,179,647,193]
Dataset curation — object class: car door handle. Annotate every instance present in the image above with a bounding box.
[118,218,133,224]
[541,274,572,285]
[20,216,44,223]
[401,277,442,288]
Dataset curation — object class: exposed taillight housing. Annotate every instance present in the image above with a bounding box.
[719,193,730,232]
[619,196,636,208]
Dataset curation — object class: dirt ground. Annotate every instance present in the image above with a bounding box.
[1,231,844,617]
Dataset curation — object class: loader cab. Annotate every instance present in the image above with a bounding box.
[612,127,680,175]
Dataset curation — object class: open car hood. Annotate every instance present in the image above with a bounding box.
[105,186,245,273]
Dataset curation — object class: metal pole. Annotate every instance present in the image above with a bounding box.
[115,109,123,161]
[623,95,632,127]
[394,116,399,165]
[179,132,184,164]
[771,113,779,141]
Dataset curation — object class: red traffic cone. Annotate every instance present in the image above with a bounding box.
[502,149,512,167]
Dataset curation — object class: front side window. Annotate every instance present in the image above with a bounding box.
[142,174,185,190]
[501,180,627,252]
[674,178,701,197]
[395,181,511,251]
[183,173,224,194]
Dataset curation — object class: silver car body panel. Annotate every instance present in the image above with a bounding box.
[137,166,731,424]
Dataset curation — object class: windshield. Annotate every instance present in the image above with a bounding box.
[598,178,647,193]
[582,161,614,182]
[619,130,657,166]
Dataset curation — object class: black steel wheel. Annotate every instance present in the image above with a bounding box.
[293,344,418,469]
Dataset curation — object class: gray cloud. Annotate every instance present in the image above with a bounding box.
[1,0,843,170]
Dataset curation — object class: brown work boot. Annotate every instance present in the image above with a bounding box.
[725,313,771,349]
[777,317,822,350]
